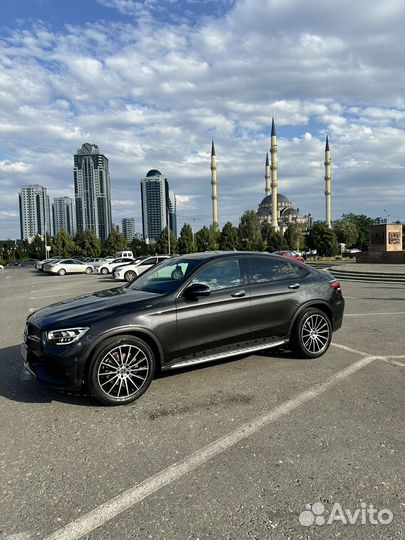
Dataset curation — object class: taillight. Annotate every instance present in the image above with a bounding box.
[329,279,341,290]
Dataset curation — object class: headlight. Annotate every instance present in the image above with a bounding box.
[47,327,89,345]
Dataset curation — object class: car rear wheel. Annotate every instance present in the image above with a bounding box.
[88,335,155,405]
[290,308,332,358]
[100,267,109,275]
[58,268,66,276]
[124,270,136,282]
[85,266,92,274]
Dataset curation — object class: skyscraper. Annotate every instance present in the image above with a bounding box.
[18,184,51,241]
[141,169,176,244]
[52,196,76,237]
[74,143,112,241]
[122,217,135,243]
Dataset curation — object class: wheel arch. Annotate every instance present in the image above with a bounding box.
[83,327,163,379]
[289,301,333,336]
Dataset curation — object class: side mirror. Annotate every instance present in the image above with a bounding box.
[183,283,211,299]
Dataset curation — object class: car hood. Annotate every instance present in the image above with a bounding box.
[28,287,162,330]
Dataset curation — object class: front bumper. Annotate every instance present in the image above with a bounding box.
[20,342,85,391]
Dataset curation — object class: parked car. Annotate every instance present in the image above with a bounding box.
[111,256,149,278]
[0,264,3,272]
[116,251,134,259]
[272,250,305,263]
[85,257,108,270]
[113,255,170,282]
[21,252,344,405]
[43,259,94,276]
[35,258,62,271]
[97,257,135,275]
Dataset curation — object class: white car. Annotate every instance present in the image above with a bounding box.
[0,264,3,272]
[44,259,94,276]
[97,257,135,275]
[85,257,108,270]
[35,257,62,271]
[114,255,170,282]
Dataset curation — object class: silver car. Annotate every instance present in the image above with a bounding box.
[44,259,94,276]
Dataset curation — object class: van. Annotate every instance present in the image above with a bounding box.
[116,251,134,259]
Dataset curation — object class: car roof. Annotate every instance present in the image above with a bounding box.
[170,251,282,263]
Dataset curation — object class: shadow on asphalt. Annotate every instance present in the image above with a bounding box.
[0,344,300,406]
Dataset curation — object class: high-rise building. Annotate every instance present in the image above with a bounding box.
[18,184,51,241]
[141,169,177,244]
[74,143,112,241]
[122,218,135,243]
[52,196,76,237]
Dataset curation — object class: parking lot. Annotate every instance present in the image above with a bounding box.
[0,266,404,539]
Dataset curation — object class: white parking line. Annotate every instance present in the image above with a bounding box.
[331,343,369,356]
[45,354,377,540]
[344,312,404,317]
[379,357,405,368]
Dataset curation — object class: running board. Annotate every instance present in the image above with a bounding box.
[169,339,288,370]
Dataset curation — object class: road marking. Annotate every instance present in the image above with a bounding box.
[45,354,377,540]
[344,312,404,317]
[331,343,369,356]
[378,357,405,368]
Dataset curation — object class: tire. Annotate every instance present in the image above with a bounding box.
[88,335,155,405]
[124,270,136,282]
[85,266,92,274]
[290,308,332,359]
[58,268,66,276]
[101,267,109,275]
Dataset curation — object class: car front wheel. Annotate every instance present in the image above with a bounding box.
[290,308,332,358]
[85,266,92,274]
[58,268,66,276]
[100,267,109,275]
[124,270,137,282]
[88,335,155,405]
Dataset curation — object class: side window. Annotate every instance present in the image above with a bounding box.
[248,257,307,284]
[191,258,242,292]
[146,258,157,265]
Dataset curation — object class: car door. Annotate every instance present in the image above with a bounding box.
[247,255,309,339]
[175,256,251,358]
[137,257,157,275]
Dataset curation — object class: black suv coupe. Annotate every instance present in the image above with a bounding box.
[21,252,344,405]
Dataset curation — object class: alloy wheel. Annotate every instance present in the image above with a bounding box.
[301,313,330,354]
[97,344,150,400]
[125,271,136,282]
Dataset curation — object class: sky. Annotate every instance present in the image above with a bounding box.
[0,0,404,239]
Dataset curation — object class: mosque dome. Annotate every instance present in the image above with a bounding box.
[259,193,291,207]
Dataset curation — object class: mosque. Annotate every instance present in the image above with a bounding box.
[210,118,331,232]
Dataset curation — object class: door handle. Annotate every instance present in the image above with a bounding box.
[231,290,246,297]
[288,283,300,289]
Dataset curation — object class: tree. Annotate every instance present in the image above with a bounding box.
[129,238,151,257]
[15,240,29,260]
[262,225,288,252]
[195,226,211,252]
[177,223,195,254]
[0,240,16,263]
[284,223,306,251]
[102,229,128,256]
[75,230,102,257]
[155,227,178,254]
[238,210,264,251]
[219,222,238,251]
[334,219,359,249]
[51,230,76,258]
[340,213,376,249]
[307,223,339,257]
[27,235,46,259]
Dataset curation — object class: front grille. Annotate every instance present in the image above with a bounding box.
[25,323,42,352]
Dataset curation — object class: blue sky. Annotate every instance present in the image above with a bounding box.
[0,0,404,239]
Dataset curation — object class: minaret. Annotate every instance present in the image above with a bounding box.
[265,153,271,224]
[210,140,218,228]
[270,118,279,230]
[324,136,331,228]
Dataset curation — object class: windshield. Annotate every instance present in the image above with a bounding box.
[129,257,201,294]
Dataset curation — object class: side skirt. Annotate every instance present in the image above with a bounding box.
[165,337,289,370]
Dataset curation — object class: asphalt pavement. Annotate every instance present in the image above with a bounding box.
[0,266,404,540]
